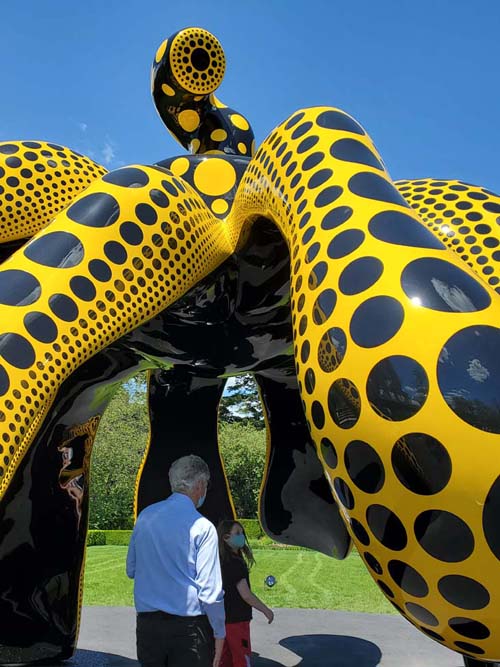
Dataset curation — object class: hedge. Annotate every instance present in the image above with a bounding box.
[86,521,308,550]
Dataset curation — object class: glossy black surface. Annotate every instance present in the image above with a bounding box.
[0,346,142,663]
[255,366,351,559]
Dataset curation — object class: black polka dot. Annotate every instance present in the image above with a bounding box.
[304,368,315,393]
[401,258,490,312]
[321,206,353,230]
[438,575,490,611]
[391,433,451,495]
[388,560,428,597]
[24,232,84,268]
[302,152,324,171]
[104,241,127,264]
[312,289,337,324]
[49,294,79,322]
[297,136,319,153]
[454,640,484,655]
[483,475,500,561]
[339,257,383,295]
[0,333,35,369]
[318,327,347,373]
[414,510,474,562]
[405,603,439,627]
[120,221,144,245]
[291,121,313,140]
[314,186,342,208]
[334,477,355,509]
[305,242,320,263]
[350,296,404,348]
[0,365,9,397]
[327,229,365,259]
[102,167,149,187]
[367,356,429,421]
[449,618,490,640]
[0,270,41,306]
[150,188,169,207]
[284,112,305,130]
[0,144,19,154]
[351,518,370,545]
[308,261,328,289]
[88,259,112,282]
[307,169,333,189]
[364,552,383,574]
[316,110,365,135]
[366,505,407,550]
[136,203,158,225]
[328,379,360,429]
[369,210,445,249]
[67,193,120,227]
[70,276,97,302]
[377,580,395,598]
[349,173,408,206]
[6,156,21,168]
[345,440,385,493]
[330,138,384,170]
[321,437,337,468]
[440,323,500,429]
[162,180,178,197]
[311,401,325,429]
[23,312,57,343]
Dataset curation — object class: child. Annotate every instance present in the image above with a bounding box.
[217,520,274,667]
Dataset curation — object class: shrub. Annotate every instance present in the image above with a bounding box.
[105,530,133,546]
[239,518,264,540]
[87,530,106,546]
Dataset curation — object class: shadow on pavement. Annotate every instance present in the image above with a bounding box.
[279,634,382,666]
[51,649,139,666]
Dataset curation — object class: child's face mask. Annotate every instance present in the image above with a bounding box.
[226,533,245,549]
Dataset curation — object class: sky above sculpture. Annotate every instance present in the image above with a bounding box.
[1,0,499,190]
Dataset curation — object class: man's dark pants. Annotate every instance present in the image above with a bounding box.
[137,611,214,667]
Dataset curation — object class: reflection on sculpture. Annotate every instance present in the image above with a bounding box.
[1,26,500,666]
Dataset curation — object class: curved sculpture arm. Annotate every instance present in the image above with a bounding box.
[396,178,500,289]
[0,164,233,500]
[0,141,106,244]
[152,28,255,156]
[228,106,500,658]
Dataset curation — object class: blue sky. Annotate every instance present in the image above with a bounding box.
[1,1,499,191]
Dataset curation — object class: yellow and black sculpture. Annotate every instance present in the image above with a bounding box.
[1,26,500,667]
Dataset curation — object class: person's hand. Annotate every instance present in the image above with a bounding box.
[264,607,274,624]
[213,637,224,667]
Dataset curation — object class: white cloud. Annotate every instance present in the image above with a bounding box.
[467,358,490,383]
[102,141,116,165]
[78,122,88,132]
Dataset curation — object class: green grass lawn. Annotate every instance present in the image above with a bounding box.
[83,546,395,614]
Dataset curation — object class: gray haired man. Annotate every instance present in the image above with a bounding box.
[126,455,225,667]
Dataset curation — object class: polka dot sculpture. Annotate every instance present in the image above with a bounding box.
[0,27,500,667]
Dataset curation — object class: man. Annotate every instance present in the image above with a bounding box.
[126,455,225,667]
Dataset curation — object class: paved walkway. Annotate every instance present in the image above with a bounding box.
[54,606,468,666]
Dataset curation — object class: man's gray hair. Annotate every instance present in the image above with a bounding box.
[169,455,210,493]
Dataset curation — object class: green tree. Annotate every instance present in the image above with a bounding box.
[89,376,149,529]
[219,374,265,430]
[219,421,267,518]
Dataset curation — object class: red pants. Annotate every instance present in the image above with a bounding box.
[220,621,252,667]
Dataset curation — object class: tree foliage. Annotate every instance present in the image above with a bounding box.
[219,421,267,518]
[89,373,268,528]
[219,374,265,430]
[89,377,148,529]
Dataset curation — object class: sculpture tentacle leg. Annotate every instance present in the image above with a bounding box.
[0,346,143,664]
[135,367,235,524]
[396,178,500,289]
[254,365,351,558]
[0,140,106,243]
[230,107,500,659]
[0,163,233,506]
